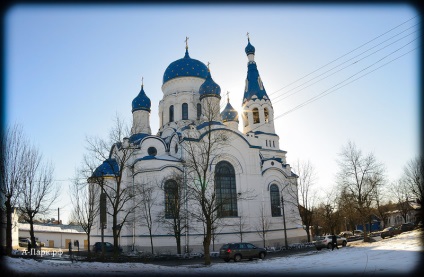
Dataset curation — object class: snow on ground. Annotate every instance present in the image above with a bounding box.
[3,229,423,276]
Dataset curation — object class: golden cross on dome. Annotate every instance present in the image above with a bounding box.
[207,62,210,71]
[226,91,230,103]
[185,36,189,49]
[246,32,250,41]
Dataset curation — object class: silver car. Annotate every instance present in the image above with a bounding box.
[314,235,347,250]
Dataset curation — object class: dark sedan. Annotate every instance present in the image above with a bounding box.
[380,226,401,239]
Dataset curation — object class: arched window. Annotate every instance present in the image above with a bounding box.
[164,180,179,219]
[169,105,174,122]
[215,161,238,217]
[197,103,201,120]
[270,184,281,217]
[264,108,269,123]
[182,103,188,120]
[253,108,260,124]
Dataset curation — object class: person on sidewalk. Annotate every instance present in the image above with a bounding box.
[331,234,339,250]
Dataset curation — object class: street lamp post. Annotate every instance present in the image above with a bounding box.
[280,193,288,250]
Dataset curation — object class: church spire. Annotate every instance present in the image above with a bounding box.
[242,35,270,105]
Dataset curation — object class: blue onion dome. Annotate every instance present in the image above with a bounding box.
[245,37,255,55]
[132,82,151,113]
[199,68,221,99]
[162,48,209,84]
[91,158,119,178]
[221,99,239,123]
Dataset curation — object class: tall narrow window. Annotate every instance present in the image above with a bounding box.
[165,180,179,219]
[253,108,260,124]
[169,105,174,122]
[270,184,281,217]
[215,161,238,217]
[197,103,201,120]
[182,103,188,120]
[264,108,269,123]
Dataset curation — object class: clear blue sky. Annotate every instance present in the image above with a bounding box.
[4,3,420,223]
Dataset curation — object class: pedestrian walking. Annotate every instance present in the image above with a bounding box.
[331,234,339,250]
[68,241,74,262]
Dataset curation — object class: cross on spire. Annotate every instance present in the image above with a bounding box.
[226,91,230,103]
[246,32,250,41]
[185,36,189,49]
[141,76,144,88]
[207,62,210,71]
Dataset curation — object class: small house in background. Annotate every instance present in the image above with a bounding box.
[385,201,421,227]
[17,223,86,249]
[355,216,381,233]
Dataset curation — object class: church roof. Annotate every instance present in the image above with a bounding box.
[129,133,149,144]
[162,48,208,85]
[132,84,151,112]
[221,100,239,122]
[91,158,119,178]
[243,38,270,104]
[199,70,221,99]
[245,38,255,55]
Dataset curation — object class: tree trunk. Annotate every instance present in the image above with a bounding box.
[5,198,13,256]
[203,220,212,265]
[113,214,119,258]
[176,232,181,254]
[29,217,36,254]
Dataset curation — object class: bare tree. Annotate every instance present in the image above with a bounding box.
[181,96,248,265]
[137,181,158,255]
[293,160,318,242]
[1,124,28,255]
[336,141,385,241]
[69,158,101,259]
[156,173,186,254]
[233,215,249,243]
[402,156,424,209]
[86,114,138,257]
[18,145,58,251]
[338,187,360,231]
[389,180,414,223]
[255,204,271,248]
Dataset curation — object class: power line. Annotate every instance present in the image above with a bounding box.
[268,15,418,98]
[271,34,420,106]
[271,27,419,104]
[257,45,419,129]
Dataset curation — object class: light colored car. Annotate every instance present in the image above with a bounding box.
[339,231,353,238]
[314,235,347,250]
[353,230,364,236]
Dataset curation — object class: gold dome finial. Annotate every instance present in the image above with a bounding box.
[185,36,189,50]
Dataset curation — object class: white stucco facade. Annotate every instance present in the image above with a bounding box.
[90,38,306,254]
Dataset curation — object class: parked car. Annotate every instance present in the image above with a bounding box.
[380,226,402,239]
[353,230,364,236]
[339,231,353,238]
[92,242,122,253]
[314,235,347,250]
[400,222,414,232]
[18,238,31,247]
[219,242,267,262]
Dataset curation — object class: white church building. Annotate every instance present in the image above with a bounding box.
[90,37,306,254]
